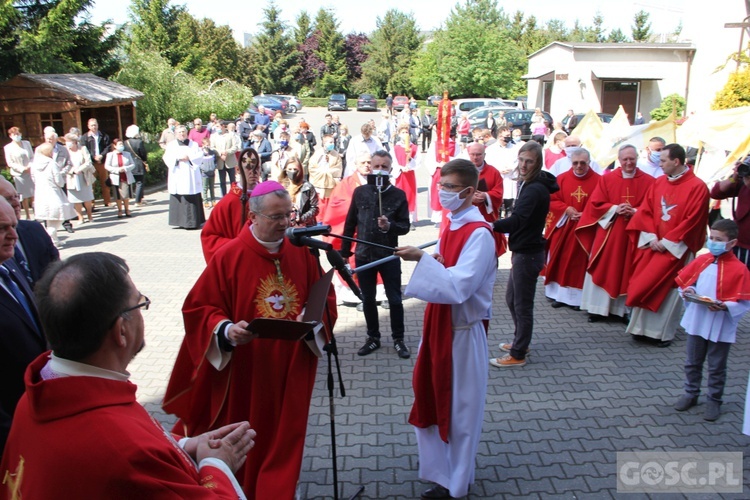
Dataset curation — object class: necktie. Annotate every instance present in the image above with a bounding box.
[14,243,33,285]
[0,264,39,331]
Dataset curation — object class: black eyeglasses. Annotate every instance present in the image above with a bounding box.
[122,294,150,315]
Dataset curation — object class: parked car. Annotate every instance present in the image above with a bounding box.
[562,112,615,130]
[426,94,442,106]
[467,106,515,130]
[504,110,554,140]
[453,98,504,114]
[356,93,378,111]
[253,95,288,113]
[393,95,409,111]
[247,103,275,119]
[266,94,302,113]
[496,99,526,110]
[328,93,348,111]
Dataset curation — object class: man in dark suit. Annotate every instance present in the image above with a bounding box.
[0,177,59,287]
[83,118,111,207]
[0,198,47,453]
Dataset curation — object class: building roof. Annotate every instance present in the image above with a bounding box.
[528,41,696,59]
[11,73,144,105]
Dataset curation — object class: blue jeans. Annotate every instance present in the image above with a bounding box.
[355,258,404,341]
[506,251,545,360]
[202,175,215,203]
[684,334,731,402]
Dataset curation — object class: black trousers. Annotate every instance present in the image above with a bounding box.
[506,251,545,360]
[355,257,404,341]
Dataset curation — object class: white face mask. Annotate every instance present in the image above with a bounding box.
[11,134,21,142]
[439,187,468,211]
[564,146,579,157]
[65,142,74,148]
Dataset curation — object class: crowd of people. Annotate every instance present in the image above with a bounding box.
[3,92,750,499]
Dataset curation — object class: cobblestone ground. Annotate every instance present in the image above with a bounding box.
[56,179,750,499]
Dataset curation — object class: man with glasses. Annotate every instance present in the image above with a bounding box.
[166,181,337,498]
[544,148,600,310]
[0,177,58,287]
[1,251,256,496]
[210,121,241,197]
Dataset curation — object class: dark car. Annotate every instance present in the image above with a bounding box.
[247,104,275,119]
[328,93,348,111]
[563,113,615,131]
[504,110,554,141]
[356,94,378,112]
[266,94,302,113]
[253,95,288,114]
[393,95,409,111]
[426,94,442,106]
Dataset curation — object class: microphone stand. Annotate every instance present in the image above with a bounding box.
[305,242,365,500]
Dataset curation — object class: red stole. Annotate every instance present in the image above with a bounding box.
[322,175,361,251]
[409,221,490,443]
[676,251,750,301]
[478,164,507,257]
[575,168,653,297]
[626,168,710,310]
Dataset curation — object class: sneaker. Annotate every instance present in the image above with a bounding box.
[704,400,721,421]
[674,394,698,411]
[356,302,364,312]
[394,340,410,359]
[357,337,381,356]
[498,343,530,355]
[381,299,390,310]
[489,354,526,368]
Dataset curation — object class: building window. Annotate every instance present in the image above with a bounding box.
[40,113,64,136]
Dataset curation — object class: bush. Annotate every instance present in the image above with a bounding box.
[650,93,685,121]
[713,66,750,110]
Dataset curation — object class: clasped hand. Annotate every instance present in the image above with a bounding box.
[183,421,256,473]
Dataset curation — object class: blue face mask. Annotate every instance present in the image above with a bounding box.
[279,140,289,148]
[325,143,335,152]
[649,151,661,164]
[707,240,730,257]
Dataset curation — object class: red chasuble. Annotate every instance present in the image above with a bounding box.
[163,228,337,498]
[409,221,490,443]
[477,163,507,257]
[435,97,453,163]
[626,168,709,311]
[200,183,247,263]
[2,353,241,499]
[544,168,600,289]
[575,168,653,298]
[321,174,362,251]
[676,251,750,301]
[394,142,418,214]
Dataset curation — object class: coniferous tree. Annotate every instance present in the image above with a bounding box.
[253,5,300,94]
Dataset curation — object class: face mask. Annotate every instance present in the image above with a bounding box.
[513,136,521,142]
[279,140,289,148]
[170,125,175,131]
[325,143,335,152]
[707,240,730,256]
[649,151,661,164]
[296,134,303,142]
[286,169,299,178]
[11,135,21,142]
[65,142,74,148]
[116,145,125,152]
[564,147,578,157]
[439,187,468,211]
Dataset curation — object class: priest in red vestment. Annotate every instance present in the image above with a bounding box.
[164,182,337,498]
[625,143,709,345]
[393,125,418,222]
[1,252,255,499]
[200,148,261,263]
[467,141,507,256]
[544,148,600,307]
[575,145,654,321]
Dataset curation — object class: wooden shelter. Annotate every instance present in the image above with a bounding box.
[0,73,144,162]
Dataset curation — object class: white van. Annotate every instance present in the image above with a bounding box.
[453,98,504,113]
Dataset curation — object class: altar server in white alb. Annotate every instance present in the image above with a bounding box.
[396,159,496,500]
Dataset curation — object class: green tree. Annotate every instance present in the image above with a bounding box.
[591,12,605,43]
[359,9,421,96]
[293,11,311,47]
[713,67,750,110]
[650,93,685,120]
[253,5,300,93]
[171,13,243,83]
[631,9,652,42]
[128,0,185,66]
[313,8,347,95]
[607,28,628,43]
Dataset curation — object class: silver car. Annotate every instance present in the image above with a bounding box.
[266,94,302,113]
[467,106,515,130]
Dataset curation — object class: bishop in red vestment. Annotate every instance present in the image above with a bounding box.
[575,146,654,319]
[164,182,337,498]
[200,149,260,262]
[625,144,709,343]
[544,149,600,307]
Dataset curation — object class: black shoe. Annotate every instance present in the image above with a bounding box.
[381,299,390,310]
[587,314,602,323]
[550,300,565,308]
[704,400,721,421]
[674,394,698,411]
[657,340,672,348]
[421,484,453,499]
[394,340,410,359]
[357,337,380,356]
[63,221,74,233]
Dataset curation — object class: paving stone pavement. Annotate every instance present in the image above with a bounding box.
[55,181,750,499]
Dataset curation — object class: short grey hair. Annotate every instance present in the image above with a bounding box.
[249,189,290,214]
[569,148,590,162]
[125,125,140,139]
[618,144,637,155]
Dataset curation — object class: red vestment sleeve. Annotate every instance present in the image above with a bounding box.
[200,186,247,263]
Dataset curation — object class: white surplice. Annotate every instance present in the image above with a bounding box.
[404,206,496,498]
[164,140,204,195]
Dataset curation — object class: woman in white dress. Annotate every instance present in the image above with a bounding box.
[3,126,35,219]
[64,133,95,224]
[104,139,136,218]
[31,143,75,247]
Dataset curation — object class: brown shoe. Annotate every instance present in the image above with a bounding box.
[489,354,526,368]
[498,343,530,355]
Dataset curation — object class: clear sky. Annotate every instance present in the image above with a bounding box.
[89,0,687,44]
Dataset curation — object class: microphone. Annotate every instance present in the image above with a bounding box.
[326,249,363,301]
[285,225,331,241]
